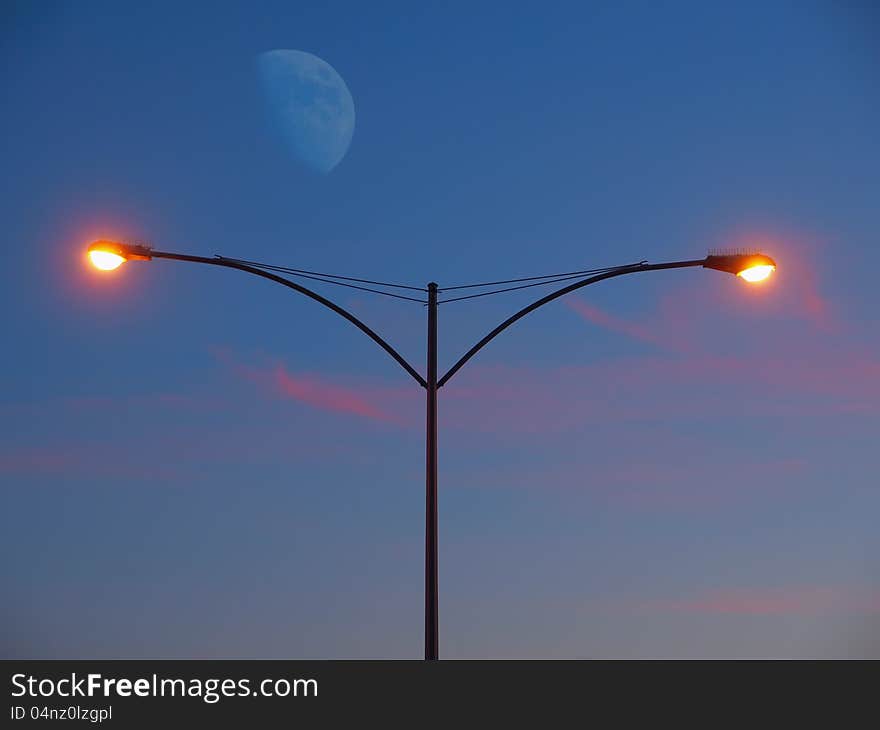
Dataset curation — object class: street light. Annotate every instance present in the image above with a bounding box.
[87,240,152,271]
[703,252,776,282]
[85,239,776,659]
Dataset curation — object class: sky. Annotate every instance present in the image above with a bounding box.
[1,0,878,658]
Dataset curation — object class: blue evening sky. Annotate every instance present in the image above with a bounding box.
[1,0,878,657]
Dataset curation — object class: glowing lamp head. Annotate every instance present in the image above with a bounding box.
[737,263,775,282]
[704,252,777,283]
[86,240,152,271]
[89,249,126,270]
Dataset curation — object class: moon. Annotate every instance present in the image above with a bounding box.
[257,50,355,174]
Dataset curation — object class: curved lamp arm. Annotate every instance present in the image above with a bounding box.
[437,259,705,388]
[147,249,428,389]
[88,241,774,392]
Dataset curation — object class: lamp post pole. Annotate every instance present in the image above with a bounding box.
[425,282,439,661]
[86,241,776,661]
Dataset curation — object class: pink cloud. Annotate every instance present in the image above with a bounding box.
[0,446,182,481]
[795,265,833,331]
[439,348,880,435]
[0,448,78,476]
[0,420,376,481]
[590,457,806,509]
[270,365,395,422]
[207,234,877,435]
[206,272,878,438]
[214,348,413,424]
[444,455,807,510]
[718,228,837,331]
[0,392,226,418]
[566,298,693,354]
[565,232,841,363]
[644,586,880,616]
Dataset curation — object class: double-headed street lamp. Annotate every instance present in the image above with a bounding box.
[86,239,776,660]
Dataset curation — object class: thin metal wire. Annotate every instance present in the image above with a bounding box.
[437,264,646,304]
[217,256,428,292]
[438,274,599,304]
[439,262,646,291]
[264,271,427,303]
[214,256,649,306]
[217,258,427,303]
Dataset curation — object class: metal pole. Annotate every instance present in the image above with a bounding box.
[425,282,439,660]
[101,246,722,660]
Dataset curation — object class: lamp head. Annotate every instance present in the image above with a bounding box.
[703,252,776,283]
[87,240,152,271]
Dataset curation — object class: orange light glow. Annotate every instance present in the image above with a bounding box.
[88,250,126,271]
[737,264,775,283]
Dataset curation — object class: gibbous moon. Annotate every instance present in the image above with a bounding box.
[258,50,355,174]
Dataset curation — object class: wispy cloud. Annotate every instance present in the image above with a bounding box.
[215,349,411,424]
[440,348,880,434]
[567,237,840,352]
[443,244,878,430]
[269,365,395,422]
[642,585,880,616]
[0,448,77,476]
[444,455,807,510]
[0,446,182,480]
[566,298,693,354]
[718,230,838,331]
[0,392,225,417]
